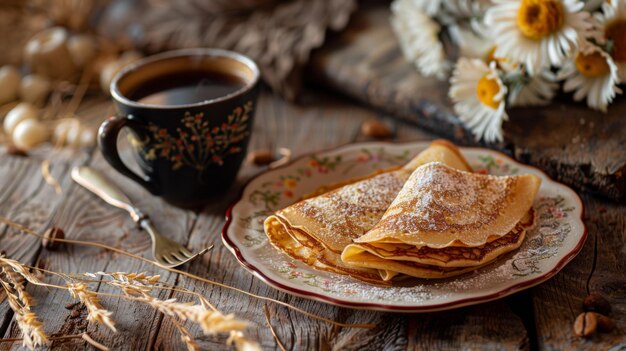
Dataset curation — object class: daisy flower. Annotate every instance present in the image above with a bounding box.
[588,0,626,80]
[557,44,621,112]
[449,58,508,142]
[391,0,448,79]
[485,0,591,73]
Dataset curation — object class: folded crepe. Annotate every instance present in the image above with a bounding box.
[264,140,472,284]
[341,162,541,280]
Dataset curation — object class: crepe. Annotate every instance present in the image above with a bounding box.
[341,162,541,279]
[263,140,473,284]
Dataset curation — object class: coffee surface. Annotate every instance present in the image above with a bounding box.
[129,70,246,106]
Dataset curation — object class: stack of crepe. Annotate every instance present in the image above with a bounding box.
[264,140,541,285]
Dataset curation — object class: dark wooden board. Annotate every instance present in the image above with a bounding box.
[0,91,538,350]
[310,6,626,200]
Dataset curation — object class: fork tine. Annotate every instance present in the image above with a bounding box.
[171,251,185,261]
[161,254,175,264]
[180,247,193,257]
[153,245,214,268]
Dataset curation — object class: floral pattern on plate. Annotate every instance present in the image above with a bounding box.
[222,141,586,312]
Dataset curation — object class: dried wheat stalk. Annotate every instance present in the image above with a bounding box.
[0,254,260,350]
[0,216,376,329]
[172,318,200,351]
[0,258,48,349]
[67,282,117,332]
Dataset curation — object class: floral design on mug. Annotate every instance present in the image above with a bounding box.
[139,101,252,171]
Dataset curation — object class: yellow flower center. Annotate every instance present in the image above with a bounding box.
[476,75,501,109]
[605,20,626,61]
[575,52,610,77]
[516,0,564,40]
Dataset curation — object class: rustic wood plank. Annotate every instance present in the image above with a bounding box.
[153,90,528,350]
[0,147,198,351]
[310,5,626,200]
[0,97,196,350]
[0,147,90,342]
[407,302,529,351]
[533,195,626,350]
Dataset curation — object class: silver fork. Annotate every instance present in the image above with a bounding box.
[71,166,211,268]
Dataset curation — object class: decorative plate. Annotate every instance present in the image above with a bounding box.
[222,141,586,312]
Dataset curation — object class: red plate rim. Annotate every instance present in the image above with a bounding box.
[221,141,588,312]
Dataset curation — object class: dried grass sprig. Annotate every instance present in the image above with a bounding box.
[263,304,286,351]
[0,280,48,349]
[0,217,376,329]
[81,332,110,351]
[93,271,160,297]
[171,318,200,351]
[0,255,49,349]
[0,256,43,286]
[0,266,34,310]
[18,267,256,350]
[67,282,117,332]
[136,295,248,335]
[41,160,62,195]
[13,312,48,349]
[89,273,257,350]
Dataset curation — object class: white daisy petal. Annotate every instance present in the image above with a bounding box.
[557,44,621,111]
[486,0,591,72]
[450,58,508,142]
[391,0,449,79]
[589,0,626,81]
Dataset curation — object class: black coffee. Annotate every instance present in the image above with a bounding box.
[129,70,246,106]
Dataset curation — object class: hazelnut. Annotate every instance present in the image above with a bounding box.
[42,227,65,250]
[583,291,611,315]
[0,65,21,105]
[574,312,615,337]
[19,74,51,106]
[3,102,38,135]
[12,119,48,151]
[361,119,392,139]
[247,149,276,165]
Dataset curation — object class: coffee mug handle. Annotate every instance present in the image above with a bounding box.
[98,116,160,195]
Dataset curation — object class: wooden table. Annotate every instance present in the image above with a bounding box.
[0,89,624,350]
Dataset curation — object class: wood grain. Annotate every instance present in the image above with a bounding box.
[0,148,90,346]
[533,195,626,350]
[0,89,619,350]
[310,6,626,200]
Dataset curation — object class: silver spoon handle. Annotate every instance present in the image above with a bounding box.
[71,166,146,223]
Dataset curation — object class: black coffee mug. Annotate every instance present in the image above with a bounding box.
[100,49,260,208]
